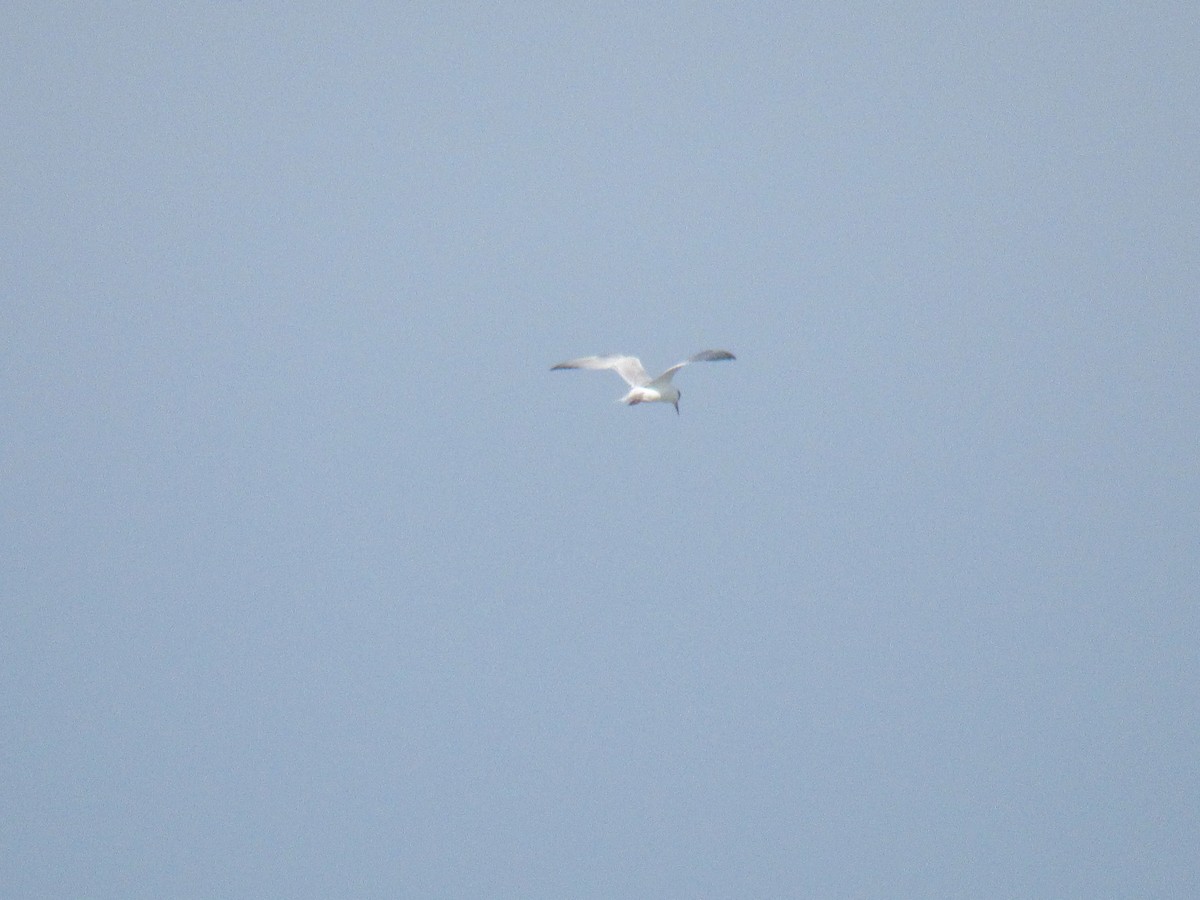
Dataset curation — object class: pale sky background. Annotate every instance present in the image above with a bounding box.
[3,3,1198,897]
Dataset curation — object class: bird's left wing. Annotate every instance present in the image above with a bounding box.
[551,355,650,387]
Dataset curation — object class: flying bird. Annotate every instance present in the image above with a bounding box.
[551,349,735,414]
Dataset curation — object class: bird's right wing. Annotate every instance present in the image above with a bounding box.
[550,355,650,387]
[651,349,736,384]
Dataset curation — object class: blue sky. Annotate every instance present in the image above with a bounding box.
[3,4,1197,897]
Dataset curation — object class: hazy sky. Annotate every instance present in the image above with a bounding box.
[4,4,1197,897]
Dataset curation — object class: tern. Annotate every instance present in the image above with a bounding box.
[551,349,735,414]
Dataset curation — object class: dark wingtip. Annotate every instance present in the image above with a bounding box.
[693,349,735,363]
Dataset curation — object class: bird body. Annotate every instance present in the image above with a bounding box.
[551,349,735,413]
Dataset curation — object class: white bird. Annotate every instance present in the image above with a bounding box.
[551,349,735,414]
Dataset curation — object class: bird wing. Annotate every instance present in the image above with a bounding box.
[550,355,650,387]
[650,349,736,385]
